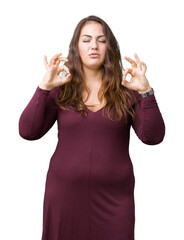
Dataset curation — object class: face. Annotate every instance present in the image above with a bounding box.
[78,22,107,70]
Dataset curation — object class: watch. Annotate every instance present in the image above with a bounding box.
[140,88,154,98]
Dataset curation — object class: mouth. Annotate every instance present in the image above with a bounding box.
[89,54,100,58]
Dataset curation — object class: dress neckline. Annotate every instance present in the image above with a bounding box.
[85,106,105,114]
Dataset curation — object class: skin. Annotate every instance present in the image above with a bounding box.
[122,53,152,94]
[39,53,72,90]
[39,22,151,94]
[77,22,107,87]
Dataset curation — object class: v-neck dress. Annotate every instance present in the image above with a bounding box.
[19,86,165,240]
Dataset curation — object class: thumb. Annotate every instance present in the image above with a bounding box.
[121,78,131,88]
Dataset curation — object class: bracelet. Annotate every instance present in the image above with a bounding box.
[140,88,154,98]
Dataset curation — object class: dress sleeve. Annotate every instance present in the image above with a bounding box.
[19,86,59,140]
[130,90,165,145]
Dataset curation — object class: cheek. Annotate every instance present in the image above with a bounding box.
[79,45,89,57]
[102,46,107,57]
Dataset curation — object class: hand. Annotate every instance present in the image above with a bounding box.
[39,52,72,91]
[122,53,152,94]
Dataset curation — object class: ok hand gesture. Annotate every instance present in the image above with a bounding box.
[39,52,72,91]
[122,53,152,94]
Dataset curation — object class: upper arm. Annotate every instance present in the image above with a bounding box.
[19,86,59,140]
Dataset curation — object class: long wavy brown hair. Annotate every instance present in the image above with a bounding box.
[57,15,137,124]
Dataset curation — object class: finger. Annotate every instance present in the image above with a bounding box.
[50,52,63,65]
[43,55,49,70]
[134,53,142,70]
[53,58,68,68]
[53,52,63,59]
[55,60,60,66]
[54,73,72,88]
[141,61,147,73]
[121,77,131,89]
[59,65,71,75]
[124,56,137,68]
[61,73,72,85]
[134,53,141,63]
[57,58,69,66]
[58,66,71,76]
[58,57,69,62]
[123,68,132,80]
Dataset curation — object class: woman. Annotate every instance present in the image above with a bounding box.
[19,15,165,240]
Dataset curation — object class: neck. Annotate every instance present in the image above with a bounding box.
[82,65,103,86]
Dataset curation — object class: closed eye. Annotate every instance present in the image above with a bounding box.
[83,40,106,43]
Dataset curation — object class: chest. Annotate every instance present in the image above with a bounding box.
[82,90,107,113]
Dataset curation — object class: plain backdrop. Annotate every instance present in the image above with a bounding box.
[0,0,183,239]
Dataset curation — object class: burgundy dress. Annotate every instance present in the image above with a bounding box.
[19,86,165,240]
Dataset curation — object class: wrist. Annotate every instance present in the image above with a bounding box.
[139,87,154,98]
[39,83,53,91]
[138,86,152,94]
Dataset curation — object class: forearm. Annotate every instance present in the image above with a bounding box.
[19,87,57,140]
[131,92,165,145]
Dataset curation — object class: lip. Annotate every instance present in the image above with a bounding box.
[89,53,100,57]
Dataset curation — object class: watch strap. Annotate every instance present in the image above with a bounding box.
[140,88,154,98]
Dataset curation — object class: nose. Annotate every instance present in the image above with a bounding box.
[91,39,98,49]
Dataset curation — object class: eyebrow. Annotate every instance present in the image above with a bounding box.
[82,34,106,38]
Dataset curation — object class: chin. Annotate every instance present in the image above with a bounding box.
[84,61,104,70]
